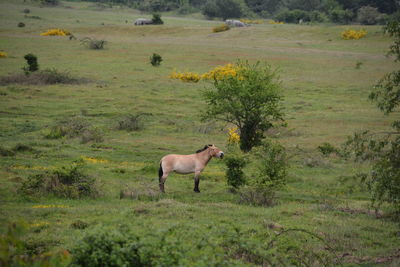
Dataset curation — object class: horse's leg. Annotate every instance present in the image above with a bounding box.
[194,171,201,193]
[159,163,169,193]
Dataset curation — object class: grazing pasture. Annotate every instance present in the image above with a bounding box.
[0,0,399,265]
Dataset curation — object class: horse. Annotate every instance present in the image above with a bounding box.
[158,144,224,193]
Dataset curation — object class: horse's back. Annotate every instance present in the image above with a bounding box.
[161,154,197,174]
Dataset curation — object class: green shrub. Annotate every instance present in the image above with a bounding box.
[238,186,276,206]
[253,139,288,190]
[70,220,89,230]
[45,116,102,143]
[70,228,142,267]
[39,0,59,6]
[18,22,25,27]
[80,127,103,144]
[80,37,106,50]
[150,53,162,66]
[23,53,39,73]
[0,222,70,266]
[317,142,338,156]
[225,150,246,189]
[151,13,164,25]
[117,113,151,131]
[20,160,100,199]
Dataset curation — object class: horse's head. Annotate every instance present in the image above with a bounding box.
[207,144,224,159]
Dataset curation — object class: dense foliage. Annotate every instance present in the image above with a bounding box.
[202,61,284,152]
[75,0,398,24]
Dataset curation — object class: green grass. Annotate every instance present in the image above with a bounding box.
[1,0,399,265]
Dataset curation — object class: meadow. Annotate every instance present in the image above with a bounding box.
[0,0,399,265]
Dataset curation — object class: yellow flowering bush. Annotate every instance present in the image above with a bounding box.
[268,20,284,24]
[228,127,240,144]
[341,29,367,40]
[0,52,7,58]
[240,19,263,24]
[213,24,230,33]
[170,63,242,83]
[169,71,201,82]
[40,28,71,36]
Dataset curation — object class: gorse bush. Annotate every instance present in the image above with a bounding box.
[150,53,162,66]
[341,29,367,40]
[80,37,106,49]
[40,29,71,36]
[212,24,230,33]
[19,160,100,199]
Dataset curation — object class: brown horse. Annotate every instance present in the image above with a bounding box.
[158,144,224,193]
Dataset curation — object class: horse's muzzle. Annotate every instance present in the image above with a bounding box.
[219,152,224,159]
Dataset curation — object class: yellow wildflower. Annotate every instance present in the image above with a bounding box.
[40,29,71,36]
[81,156,109,164]
[0,52,7,58]
[240,19,263,24]
[228,127,240,144]
[213,24,230,33]
[341,29,367,40]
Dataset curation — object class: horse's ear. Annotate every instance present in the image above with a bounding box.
[207,144,213,147]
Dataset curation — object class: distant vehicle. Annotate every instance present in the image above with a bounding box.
[134,18,153,25]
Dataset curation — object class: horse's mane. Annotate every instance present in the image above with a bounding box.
[196,144,212,153]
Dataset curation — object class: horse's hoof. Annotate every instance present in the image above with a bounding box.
[194,189,200,193]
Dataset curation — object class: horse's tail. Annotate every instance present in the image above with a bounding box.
[158,162,163,182]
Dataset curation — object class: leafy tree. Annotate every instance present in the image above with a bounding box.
[345,20,400,213]
[357,5,382,25]
[202,61,284,152]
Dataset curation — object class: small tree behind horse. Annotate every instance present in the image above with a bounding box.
[159,144,224,193]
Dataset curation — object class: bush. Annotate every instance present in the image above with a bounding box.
[19,160,100,199]
[23,53,39,73]
[18,22,25,28]
[225,151,246,189]
[80,37,106,49]
[253,139,288,190]
[212,24,230,33]
[23,8,30,14]
[117,113,151,131]
[238,186,276,206]
[150,53,162,66]
[318,142,338,156]
[0,146,15,157]
[275,9,310,23]
[357,6,382,25]
[45,116,103,143]
[152,13,164,25]
[70,228,142,266]
[0,222,70,266]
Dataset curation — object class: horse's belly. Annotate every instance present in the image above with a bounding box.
[173,162,195,174]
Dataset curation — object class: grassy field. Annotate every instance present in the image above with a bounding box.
[0,0,399,265]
